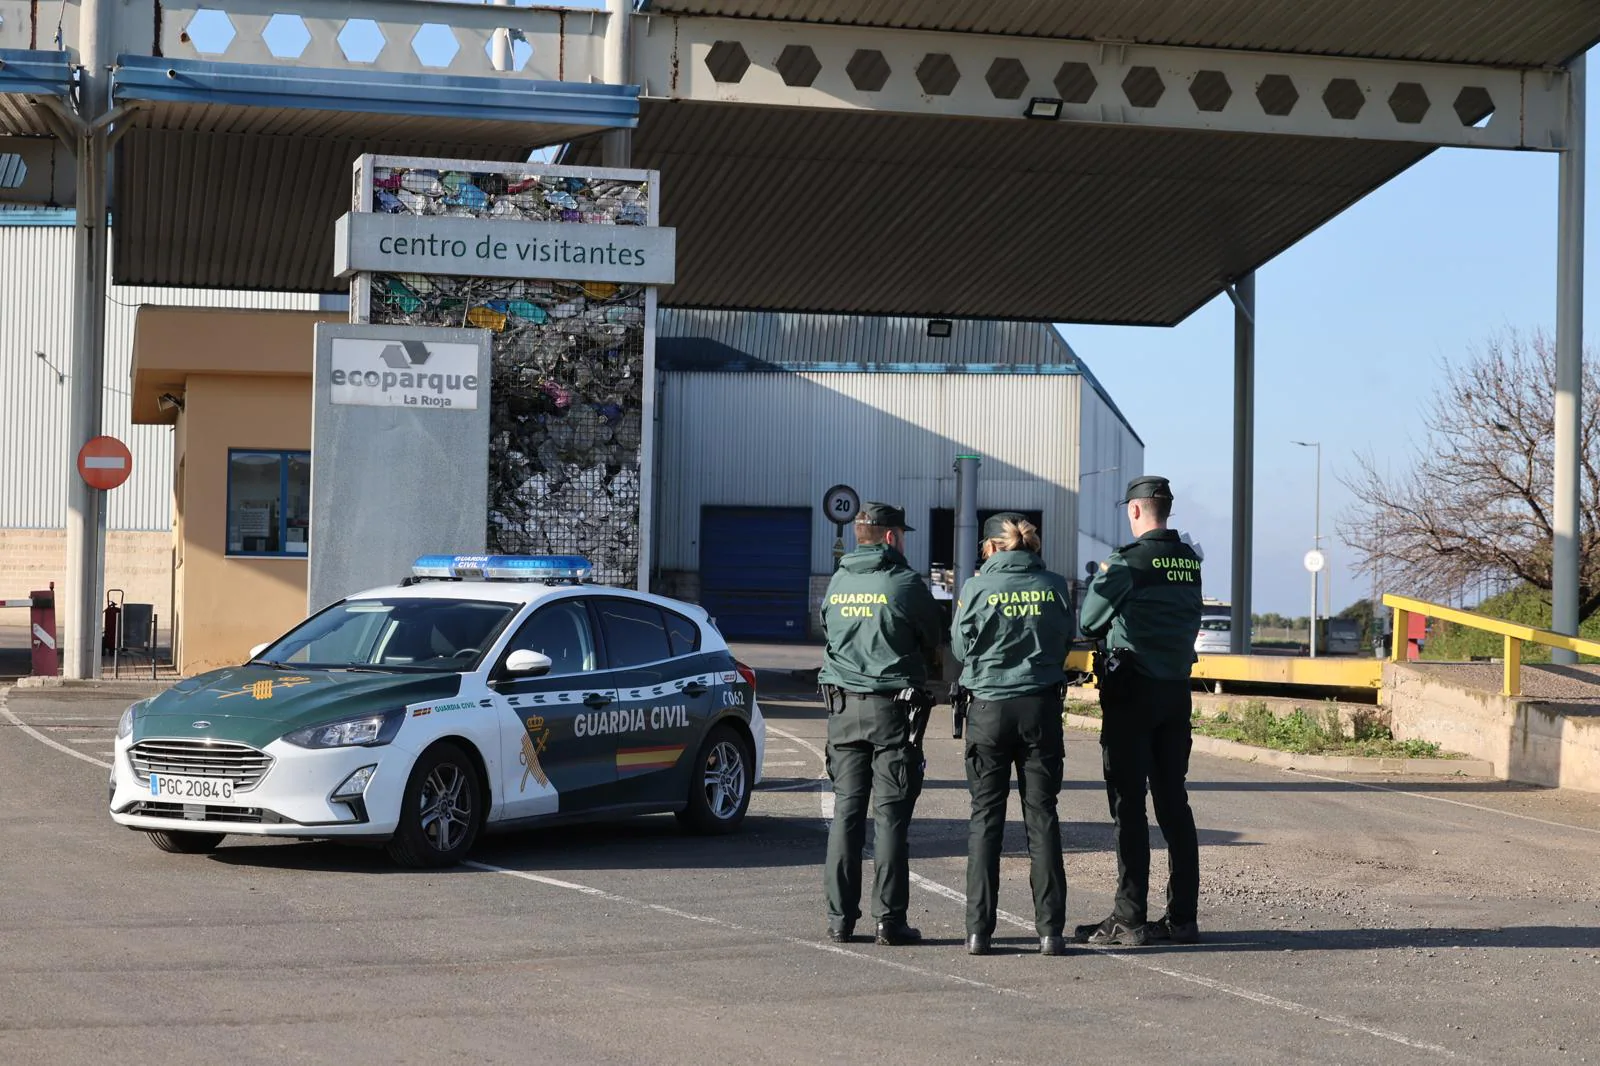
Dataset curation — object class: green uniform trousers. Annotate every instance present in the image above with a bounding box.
[964,688,1067,937]
[824,691,923,926]
[1098,667,1200,926]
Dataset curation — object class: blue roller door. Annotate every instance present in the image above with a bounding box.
[699,506,812,641]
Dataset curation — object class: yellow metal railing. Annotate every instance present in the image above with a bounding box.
[1382,593,1600,696]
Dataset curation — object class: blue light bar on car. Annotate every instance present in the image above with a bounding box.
[411,554,593,582]
[411,554,489,579]
[482,555,593,582]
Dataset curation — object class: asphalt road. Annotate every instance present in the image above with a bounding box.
[3,682,1599,1065]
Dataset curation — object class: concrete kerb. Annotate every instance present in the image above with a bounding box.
[1062,713,1496,777]
[13,676,172,697]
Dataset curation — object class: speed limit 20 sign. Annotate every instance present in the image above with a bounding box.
[822,484,860,526]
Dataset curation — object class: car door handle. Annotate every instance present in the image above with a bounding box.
[684,682,709,697]
[583,692,612,709]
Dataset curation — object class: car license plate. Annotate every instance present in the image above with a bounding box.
[148,773,238,804]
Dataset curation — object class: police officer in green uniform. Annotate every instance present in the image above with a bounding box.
[950,513,1075,957]
[1074,475,1205,947]
[818,502,942,946]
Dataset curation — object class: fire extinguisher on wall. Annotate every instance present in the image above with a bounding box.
[103,590,124,653]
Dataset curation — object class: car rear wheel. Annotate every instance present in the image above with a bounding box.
[676,724,752,835]
[386,742,483,869]
[147,829,225,854]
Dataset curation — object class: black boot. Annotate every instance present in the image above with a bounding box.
[827,921,855,944]
[876,920,922,946]
[966,933,991,955]
[1039,935,1068,956]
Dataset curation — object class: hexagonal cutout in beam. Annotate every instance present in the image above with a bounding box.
[1256,74,1298,116]
[1123,66,1165,108]
[337,18,386,64]
[776,44,821,88]
[1454,86,1495,128]
[1388,82,1430,124]
[483,35,533,73]
[263,13,311,60]
[1189,70,1231,113]
[1054,61,1097,104]
[411,23,460,69]
[181,9,236,56]
[705,40,750,84]
[1323,78,1365,120]
[985,58,1028,100]
[915,53,960,96]
[847,49,891,92]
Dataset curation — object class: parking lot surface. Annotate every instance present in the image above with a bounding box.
[3,681,1599,1064]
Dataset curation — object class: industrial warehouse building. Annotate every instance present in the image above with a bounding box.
[2,214,1141,671]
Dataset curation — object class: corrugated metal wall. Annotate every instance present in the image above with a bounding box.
[0,223,319,530]
[657,309,1075,368]
[1077,372,1146,566]
[659,371,1080,577]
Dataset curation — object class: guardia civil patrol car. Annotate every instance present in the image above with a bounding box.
[108,554,766,868]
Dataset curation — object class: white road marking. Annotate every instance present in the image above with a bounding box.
[767,725,1458,1059]
[763,760,806,767]
[67,737,110,744]
[1282,767,1600,837]
[1,696,114,770]
[767,747,799,754]
[464,860,1031,1000]
[757,780,827,792]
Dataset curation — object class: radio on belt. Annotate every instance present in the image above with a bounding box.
[410,553,593,583]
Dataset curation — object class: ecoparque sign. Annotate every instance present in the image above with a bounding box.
[334,212,676,286]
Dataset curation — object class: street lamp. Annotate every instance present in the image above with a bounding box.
[1292,440,1322,658]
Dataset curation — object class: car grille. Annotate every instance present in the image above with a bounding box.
[125,802,276,824]
[128,739,274,791]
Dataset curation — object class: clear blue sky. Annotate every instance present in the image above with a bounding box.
[1068,59,1600,616]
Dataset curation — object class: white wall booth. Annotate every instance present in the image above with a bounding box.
[649,310,1144,641]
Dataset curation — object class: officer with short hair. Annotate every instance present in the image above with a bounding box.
[819,502,942,946]
[950,513,1075,957]
[1074,475,1205,947]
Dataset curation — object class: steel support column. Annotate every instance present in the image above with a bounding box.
[62,0,112,679]
[602,0,633,167]
[1229,274,1256,654]
[1553,54,1586,664]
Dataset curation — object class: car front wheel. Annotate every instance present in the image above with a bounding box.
[676,724,752,835]
[386,742,483,868]
[147,829,225,854]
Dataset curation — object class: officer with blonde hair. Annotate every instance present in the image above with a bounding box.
[950,513,1075,956]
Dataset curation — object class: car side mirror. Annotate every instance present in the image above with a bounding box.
[504,649,554,677]
[248,643,270,660]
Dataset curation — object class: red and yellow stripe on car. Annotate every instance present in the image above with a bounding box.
[616,745,685,775]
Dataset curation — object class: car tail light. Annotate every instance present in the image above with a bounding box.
[734,660,758,696]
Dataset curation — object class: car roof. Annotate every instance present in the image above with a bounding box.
[342,579,713,622]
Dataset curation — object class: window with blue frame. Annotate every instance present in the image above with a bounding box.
[226,450,310,557]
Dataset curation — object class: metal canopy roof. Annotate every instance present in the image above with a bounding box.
[107,56,639,291]
[644,0,1600,67]
[566,101,1430,325]
[0,49,72,136]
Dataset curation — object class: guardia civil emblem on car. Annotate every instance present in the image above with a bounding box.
[109,554,766,868]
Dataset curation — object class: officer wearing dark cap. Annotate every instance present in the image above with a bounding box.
[818,502,942,946]
[950,513,1075,957]
[1074,475,1204,947]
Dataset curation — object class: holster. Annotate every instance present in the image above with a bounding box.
[820,683,846,715]
[895,686,935,750]
[949,682,973,739]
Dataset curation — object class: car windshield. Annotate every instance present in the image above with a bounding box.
[255,598,518,672]
[1200,615,1231,632]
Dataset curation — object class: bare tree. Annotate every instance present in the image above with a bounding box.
[1339,330,1600,619]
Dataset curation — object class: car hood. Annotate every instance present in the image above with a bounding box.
[131,666,463,749]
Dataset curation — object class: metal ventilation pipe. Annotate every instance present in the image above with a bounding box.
[953,454,982,603]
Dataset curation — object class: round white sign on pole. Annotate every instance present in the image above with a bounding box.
[823,484,860,526]
[1304,549,1327,573]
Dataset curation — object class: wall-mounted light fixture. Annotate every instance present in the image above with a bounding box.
[927,319,953,338]
[157,392,185,412]
[1024,97,1064,120]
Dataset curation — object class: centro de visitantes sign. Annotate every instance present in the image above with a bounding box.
[333,212,676,285]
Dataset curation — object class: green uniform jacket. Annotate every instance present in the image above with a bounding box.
[1079,528,1203,680]
[950,550,1074,699]
[818,544,942,694]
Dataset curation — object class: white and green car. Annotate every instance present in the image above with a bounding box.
[109,555,765,867]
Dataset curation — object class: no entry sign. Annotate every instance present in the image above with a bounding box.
[77,435,132,490]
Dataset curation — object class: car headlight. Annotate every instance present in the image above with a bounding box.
[283,709,405,749]
[117,703,139,739]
